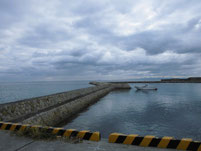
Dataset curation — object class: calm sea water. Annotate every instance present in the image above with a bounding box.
[0,81,90,104]
[64,83,201,140]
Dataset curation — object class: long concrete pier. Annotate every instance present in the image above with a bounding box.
[0,82,130,126]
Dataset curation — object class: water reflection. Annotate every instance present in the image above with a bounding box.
[135,89,151,94]
[64,83,201,140]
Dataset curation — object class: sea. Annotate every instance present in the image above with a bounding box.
[0,81,201,140]
[0,81,90,104]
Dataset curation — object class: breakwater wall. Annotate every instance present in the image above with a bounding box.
[0,82,130,126]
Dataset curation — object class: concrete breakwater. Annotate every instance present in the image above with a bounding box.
[0,82,130,126]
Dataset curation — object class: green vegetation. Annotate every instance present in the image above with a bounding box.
[15,127,57,140]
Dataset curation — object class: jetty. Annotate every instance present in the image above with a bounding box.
[0,82,130,125]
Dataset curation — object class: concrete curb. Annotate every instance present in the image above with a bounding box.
[0,121,100,142]
[1,121,201,150]
[109,133,201,151]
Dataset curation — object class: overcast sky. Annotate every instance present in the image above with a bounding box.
[0,0,201,82]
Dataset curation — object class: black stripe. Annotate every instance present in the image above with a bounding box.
[83,132,93,140]
[99,133,101,140]
[187,142,201,151]
[70,131,79,137]
[15,125,22,131]
[0,123,3,128]
[57,129,66,136]
[5,124,12,130]
[115,135,127,143]
[37,127,43,130]
[132,136,144,145]
[46,128,54,133]
[149,138,161,147]
[167,139,181,149]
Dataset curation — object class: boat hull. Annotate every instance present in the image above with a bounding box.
[134,86,157,90]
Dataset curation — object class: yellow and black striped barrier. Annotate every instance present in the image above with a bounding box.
[0,121,100,142]
[109,133,201,151]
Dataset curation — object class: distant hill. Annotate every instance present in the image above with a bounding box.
[161,77,201,82]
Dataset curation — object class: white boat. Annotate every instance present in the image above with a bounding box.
[134,84,157,90]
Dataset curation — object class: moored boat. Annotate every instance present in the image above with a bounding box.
[134,85,157,90]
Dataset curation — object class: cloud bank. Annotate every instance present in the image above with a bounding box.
[0,0,201,81]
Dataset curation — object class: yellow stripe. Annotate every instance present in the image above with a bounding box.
[123,134,138,144]
[0,122,100,142]
[52,128,63,134]
[19,124,29,131]
[158,137,173,148]
[63,129,76,137]
[109,133,122,143]
[78,130,90,138]
[90,132,100,142]
[140,135,155,147]
[176,138,192,150]
[197,144,201,151]
[0,123,8,130]
[10,124,18,131]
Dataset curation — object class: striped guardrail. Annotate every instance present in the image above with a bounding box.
[109,133,201,151]
[0,121,100,141]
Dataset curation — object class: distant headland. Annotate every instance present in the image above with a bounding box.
[110,77,201,83]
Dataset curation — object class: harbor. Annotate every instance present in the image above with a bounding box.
[1,0,201,150]
[0,81,201,150]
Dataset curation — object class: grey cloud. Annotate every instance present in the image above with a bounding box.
[74,16,113,38]
[0,0,201,81]
[121,31,178,54]
[18,24,73,48]
[73,13,201,55]
[69,49,87,57]
[57,0,107,16]
[71,1,201,55]
[0,0,31,28]
[99,17,201,54]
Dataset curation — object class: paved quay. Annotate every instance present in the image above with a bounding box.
[0,131,178,151]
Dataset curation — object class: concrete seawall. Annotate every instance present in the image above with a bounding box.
[22,87,113,126]
[0,82,131,126]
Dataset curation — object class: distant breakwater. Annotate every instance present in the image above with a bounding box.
[111,81,201,83]
[110,77,201,83]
